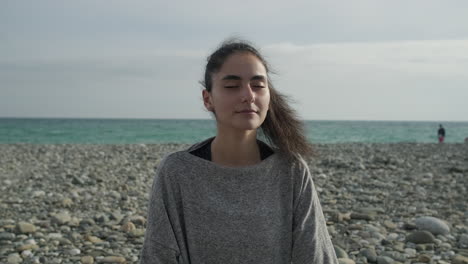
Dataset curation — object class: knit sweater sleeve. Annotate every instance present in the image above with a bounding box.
[291,158,338,264]
[140,155,181,264]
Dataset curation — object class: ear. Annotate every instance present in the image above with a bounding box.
[202,89,214,111]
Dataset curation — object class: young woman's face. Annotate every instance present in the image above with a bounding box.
[203,52,270,132]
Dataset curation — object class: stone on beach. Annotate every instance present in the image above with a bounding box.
[0,232,16,240]
[99,256,127,263]
[129,228,145,237]
[81,256,95,264]
[128,215,146,226]
[459,234,468,248]
[17,222,36,234]
[7,253,22,264]
[383,220,397,230]
[359,248,377,263]
[376,256,394,264]
[68,248,81,255]
[121,221,136,232]
[338,258,355,264]
[51,211,72,225]
[329,211,351,223]
[406,230,436,244]
[61,198,73,207]
[85,235,103,243]
[17,243,39,251]
[350,212,374,221]
[417,254,432,263]
[334,245,349,258]
[453,255,468,264]
[414,216,450,235]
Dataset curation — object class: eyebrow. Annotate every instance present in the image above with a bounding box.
[221,75,267,81]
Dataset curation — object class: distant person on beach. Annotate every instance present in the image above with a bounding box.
[140,39,338,263]
[438,124,446,143]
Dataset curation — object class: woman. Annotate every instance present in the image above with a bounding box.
[140,39,338,264]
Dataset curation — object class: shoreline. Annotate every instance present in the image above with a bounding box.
[1,143,467,263]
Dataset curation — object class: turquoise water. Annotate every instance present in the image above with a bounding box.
[1,118,468,144]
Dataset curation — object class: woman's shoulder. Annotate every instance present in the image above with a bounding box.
[156,138,214,172]
[156,150,192,174]
[278,151,310,170]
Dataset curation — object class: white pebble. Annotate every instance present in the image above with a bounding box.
[48,233,63,239]
[387,233,399,240]
[21,249,32,258]
[69,248,81,255]
[25,239,37,245]
[32,190,46,197]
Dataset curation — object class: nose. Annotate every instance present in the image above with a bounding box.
[241,83,255,102]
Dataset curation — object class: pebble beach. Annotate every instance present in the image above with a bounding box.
[1,143,467,264]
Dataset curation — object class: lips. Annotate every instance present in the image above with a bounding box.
[237,109,257,113]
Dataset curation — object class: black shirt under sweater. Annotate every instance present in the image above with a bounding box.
[189,137,274,161]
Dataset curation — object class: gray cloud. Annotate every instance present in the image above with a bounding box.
[1,0,468,120]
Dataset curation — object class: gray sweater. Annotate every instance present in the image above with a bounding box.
[140,140,338,264]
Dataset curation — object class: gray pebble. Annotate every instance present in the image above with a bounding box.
[7,253,22,264]
[415,216,450,235]
[376,256,394,264]
[406,231,436,244]
[0,232,16,240]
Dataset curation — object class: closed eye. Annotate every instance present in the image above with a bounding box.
[224,85,239,88]
[251,82,266,88]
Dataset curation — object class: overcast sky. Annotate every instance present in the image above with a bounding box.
[2,0,468,121]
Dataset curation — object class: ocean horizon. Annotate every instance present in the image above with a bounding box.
[1,117,468,144]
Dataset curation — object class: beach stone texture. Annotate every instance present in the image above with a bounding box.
[1,143,467,263]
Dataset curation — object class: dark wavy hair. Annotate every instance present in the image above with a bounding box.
[201,38,312,157]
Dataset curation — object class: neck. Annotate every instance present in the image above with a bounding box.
[211,129,261,167]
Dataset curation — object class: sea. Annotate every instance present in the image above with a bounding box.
[1,118,468,144]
